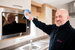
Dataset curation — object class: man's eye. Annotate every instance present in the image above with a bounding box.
[59,16,62,18]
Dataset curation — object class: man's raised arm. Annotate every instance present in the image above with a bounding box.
[24,9,53,35]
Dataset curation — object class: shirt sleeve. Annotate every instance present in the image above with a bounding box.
[32,18,53,35]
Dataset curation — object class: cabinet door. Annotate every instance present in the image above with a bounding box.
[45,6,52,25]
[0,0,31,10]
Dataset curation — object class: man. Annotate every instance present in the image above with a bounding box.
[25,9,75,50]
[3,13,26,35]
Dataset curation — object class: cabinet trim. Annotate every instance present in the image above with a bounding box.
[0,6,24,11]
[31,1,42,7]
[42,3,57,10]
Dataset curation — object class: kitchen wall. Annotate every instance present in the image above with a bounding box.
[57,4,68,9]
[69,17,75,28]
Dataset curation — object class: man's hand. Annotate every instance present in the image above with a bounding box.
[24,9,34,20]
[25,12,34,20]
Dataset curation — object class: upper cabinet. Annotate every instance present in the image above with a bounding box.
[42,4,56,24]
[31,1,56,24]
[0,0,31,10]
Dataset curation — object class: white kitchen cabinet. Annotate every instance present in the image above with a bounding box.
[0,0,31,10]
[45,6,52,25]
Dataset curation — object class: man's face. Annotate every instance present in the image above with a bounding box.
[55,10,69,27]
[7,13,15,24]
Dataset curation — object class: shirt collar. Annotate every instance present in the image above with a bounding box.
[56,21,71,30]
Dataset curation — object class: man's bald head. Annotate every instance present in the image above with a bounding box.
[55,9,70,27]
[56,9,69,17]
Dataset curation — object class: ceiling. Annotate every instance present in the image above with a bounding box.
[32,0,74,9]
